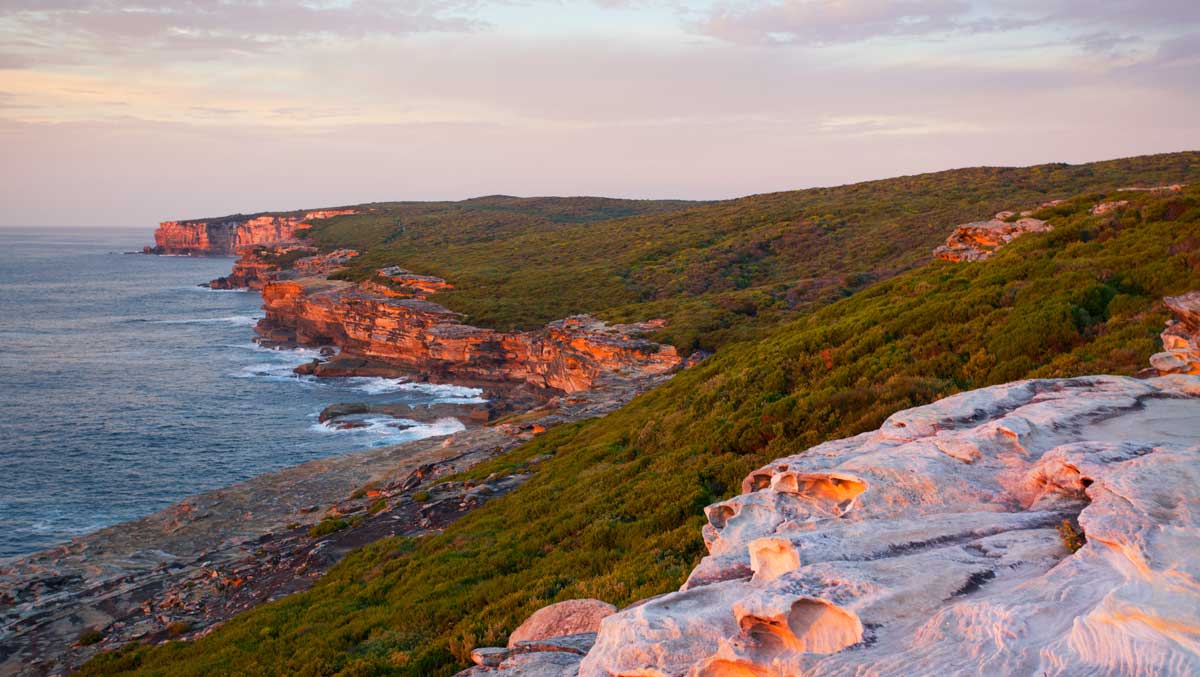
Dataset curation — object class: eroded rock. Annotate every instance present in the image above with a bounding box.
[1152,291,1200,376]
[933,217,1052,262]
[580,375,1200,676]
[257,278,681,393]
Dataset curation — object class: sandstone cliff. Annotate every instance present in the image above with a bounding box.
[256,275,680,393]
[567,374,1200,676]
[149,209,356,256]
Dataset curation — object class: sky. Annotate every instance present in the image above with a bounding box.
[1,1,1198,226]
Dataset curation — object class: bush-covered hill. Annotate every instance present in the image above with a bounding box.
[85,179,1200,675]
[303,153,1200,352]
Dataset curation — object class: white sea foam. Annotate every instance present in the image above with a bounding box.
[309,415,465,446]
[181,285,250,293]
[154,315,263,327]
[343,377,486,402]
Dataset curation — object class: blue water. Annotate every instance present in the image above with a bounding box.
[0,227,483,559]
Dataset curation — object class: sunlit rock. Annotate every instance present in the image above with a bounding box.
[580,375,1200,676]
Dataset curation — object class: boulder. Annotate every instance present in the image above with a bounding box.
[508,600,616,647]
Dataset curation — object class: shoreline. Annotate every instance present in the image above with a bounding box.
[0,237,689,675]
[0,365,672,675]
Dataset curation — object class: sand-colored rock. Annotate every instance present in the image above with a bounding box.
[580,375,1200,676]
[1090,200,1130,215]
[508,600,617,647]
[256,278,681,393]
[1152,291,1200,376]
[933,216,1052,262]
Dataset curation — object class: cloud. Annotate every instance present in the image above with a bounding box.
[0,0,489,64]
[684,0,1200,48]
[688,0,996,46]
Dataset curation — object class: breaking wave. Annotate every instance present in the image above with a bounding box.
[309,415,466,447]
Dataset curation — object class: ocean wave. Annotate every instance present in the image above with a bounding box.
[309,415,465,446]
[153,315,263,327]
[343,377,486,402]
[187,286,250,293]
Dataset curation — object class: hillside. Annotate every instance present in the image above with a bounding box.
[304,152,1200,350]
[85,171,1200,674]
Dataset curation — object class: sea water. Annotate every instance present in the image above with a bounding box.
[0,227,482,558]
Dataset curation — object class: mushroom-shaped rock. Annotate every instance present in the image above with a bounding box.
[508,599,617,647]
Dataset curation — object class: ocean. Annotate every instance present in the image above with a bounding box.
[0,227,482,559]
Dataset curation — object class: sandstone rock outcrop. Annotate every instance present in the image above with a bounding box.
[934,216,1052,262]
[580,374,1200,676]
[257,277,680,393]
[150,209,356,256]
[1090,200,1129,216]
[1152,291,1200,375]
[508,599,617,647]
[377,266,453,298]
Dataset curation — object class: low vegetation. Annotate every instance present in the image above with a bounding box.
[303,153,1199,353]
[84,180,1200,675]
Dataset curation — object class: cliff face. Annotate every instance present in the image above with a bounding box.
[256,277,680,392]
[150,209,356,256]
[573,374,1200,677]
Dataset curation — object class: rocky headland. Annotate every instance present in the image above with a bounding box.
[198,236,683,393]
[146,209,357,256]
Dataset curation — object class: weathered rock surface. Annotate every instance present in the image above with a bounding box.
[934,216,1052,262]
[580,374,1200,676]
[508,600,617,647]
[1152,291,1200,375]
[149,209,356,256]
[257,277,681,393]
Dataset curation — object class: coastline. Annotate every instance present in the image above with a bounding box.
[0,367,672,675]
[0,236,687,675]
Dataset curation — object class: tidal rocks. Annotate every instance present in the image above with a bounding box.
[579,375,1200,676]
[1152,291,1200,375]
[934,216,1052,262]
[150,209,356,256]
[508,599,617,647]
[257,277,681,393]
